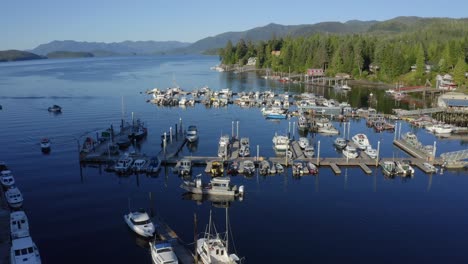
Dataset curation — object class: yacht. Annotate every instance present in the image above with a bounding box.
[1,170,15,188]
[114,153,134,173]
[10,211,30,239]
[123,209,155,238]
[180,175,244,197]
[298,137,309,149]
[364,146,378,159]
[10,237,41,264]
[186,125,199,143]
[342,146,359,159]
[149,241,178,264]
[272,135,289,152]
[333,138,347,150]
[351,133,370,150]
[5,186,23,208]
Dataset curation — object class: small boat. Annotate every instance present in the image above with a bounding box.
[352,133,370,150]
[381,161,397,176]
[114,153,134,173]
[298,116,309,131]
[226,161,239,175]
[333,137,347,150]
[307,162,318,174]
[146,157,161,174]
[186,125,199,143]
[218,135,230,158]
[317,123,339,135]
[395,160,415,175]
[259,160,270,175]
[128,119,148,141]
[238,144,250,157]
[81,137,94,153]
[292,162,304,176]
[303,146,315,158]
[5,186,24,208]
[132,159,147,172]
[123,209,155,238]
[298,137,309,149]
[265,112,287,119]
[180,175,244,197]
[149,241,179,264]
[175,159,192,176]
[1,170,15,188]
[364,146,378,159]
[10,211,30,239]
[210,161,224,177]
[47,104,62,112]
[40,138,51,152]
[422,162,438,173]
[10,236,41,264]
[241,160,255,175]
[342,146,359,159]
[275,163,284,173]
[272,135,289,152]
[269,163,277,174]
[433,124,453,134]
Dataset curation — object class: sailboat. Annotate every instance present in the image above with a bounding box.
[196,209,242,264]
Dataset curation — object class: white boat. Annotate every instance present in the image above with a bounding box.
[114,153,134,173]
[381,161,397,176]
[5,186,23,208]
[10,211,30,239]
[176,159,192,176]
[351,133,370,150]
[298,116,308,131]
[433,124,453,134]
[333,137,347,149]
[241,160,255,175]
[149,241,179,264]
[218,135,230,158]
[402,132,422,148]
[180,175,244,197]
[238,139,250,157]
[307,162,318,174]
[197,210,241,264]
[395,160,415,175]
[364,147,378,159]
[303,146,315,158]
[40,138,50,152]
[272,135,289,151]
[342,146,359,159]
[186,125,199,143]
[259,160,270,175]
[341,82,352,90]
[422,162,438,173]
[123,209,155,238]
[317,123,339,135]
[292,162,304,176]
[178,96,187,106]
[298,137,309,149]
[10,237,41,264]
[1,170,15,188]
[132,159,147,172]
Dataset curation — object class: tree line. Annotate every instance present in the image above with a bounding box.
[219,20,468,86]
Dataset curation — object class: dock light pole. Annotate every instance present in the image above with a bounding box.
[376,141,380,167]
[257,145,259,162]
[316,140,321,166]
[398,123,402,140]
[288,122,291,139]
[433,141,437,162]
[170,127,173,144]
[343,122,347,139]
[179,118,182,134]
[347,122,351,140]
[292,122,295,140]
[236,121,239,140]
[394,122,398,141]
[231,121,234,139]
[163,132,167,156]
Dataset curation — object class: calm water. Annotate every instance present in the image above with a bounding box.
[1,55,467,264]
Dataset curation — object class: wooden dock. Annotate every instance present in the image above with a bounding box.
[330,163,342,174]
[393,139,430,160]
[359,163,373,174]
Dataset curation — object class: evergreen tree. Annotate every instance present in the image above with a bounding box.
[453,57,467,86]
[415,43,426,77]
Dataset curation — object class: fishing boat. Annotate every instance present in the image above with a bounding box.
[123,209,155,238]
[351,133,370,150]
[10,211,30,239]
[47,104,62,112]
[40,138,51,153]
[186,125,199,143]
[149,241,179,264]
[395,160,415,175]
[272,135,289,152]
[303,146,315,158]
[10,237,41,264]
[333,137,347,150]
[364,146,378,159]
[259,160,270,175]
[180,175,244,197]
[5,186,23,208]
[422,162,438,173]
[197,210,242,264]
[1,170,15,188]
[241,160,255,175]
[210,161,224,177]
[307,162,318,174]
[114,153,134,173]
[146,157,161,174]
[342,146,359,159]
[298,137,309,149]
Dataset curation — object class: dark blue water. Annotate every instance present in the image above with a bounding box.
[1,55,467,264]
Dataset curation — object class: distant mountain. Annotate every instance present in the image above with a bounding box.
[31,40,191,56]
[46,51,94,59]
[0,50,44,62]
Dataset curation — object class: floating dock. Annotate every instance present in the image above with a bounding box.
[154,216,194,264]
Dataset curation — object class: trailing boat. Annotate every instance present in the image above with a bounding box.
[342,146,359,159]
[333,137,347,150]
[5,186,24,208]
[351,133,370,150]
[1,170,15,188]
[40,138,51,153]
[10,211,30,239]
[123,209,155,238]
[149,241,179,264]
[186,125,199,143]
[180,175,244,197]
[10,236,41,264]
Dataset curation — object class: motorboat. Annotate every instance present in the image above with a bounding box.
[292,162,304,176]
[402,132,421,148]
[317,123,339,135]
[395,160,415,175]
[422,162,438,173]
[342,146,359,159]
[128,119,148,141]
[180,175,244,197]
[226,161,239,175]
[364,146,378,159]
[10,211,30,239]
[265,112,287,119]
[132,159,147,172]
[272,135,289,152]
[351,133,370,150]
[175,159,192,176]
[333,137,347,150]
[5,186,24,208]
[1,170,15,188]
[197,210,242,264]
[178,96,187,106]
[149,241,179,264]
[146,157,161,174]
[275,163,284,173]
[218,135,230,158]
[298,116,308,131]
[307,162,318,174]
[432,124,453,134]
[210,161,224,177]
[123,209,155,238]
[239,144,250,157]
[241,160,255,175]
[40,138,51,153]
[269,163,277,174]
[186,125,199,142]
[47,104,62,112]
[303,146,315,158]
[10,236,41,264]
[114,153,134,173]
[259,160,270,175]
[381,161,397,176]
[298,137,309,149]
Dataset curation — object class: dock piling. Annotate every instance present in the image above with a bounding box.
[317,140,321,166]
[170,127,173,143]
[236,121,239,140]
[347,122,351,140]
[376,141,380,167]
[231,121,234,139]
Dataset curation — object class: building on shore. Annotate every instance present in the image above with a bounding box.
[437,92,468,110]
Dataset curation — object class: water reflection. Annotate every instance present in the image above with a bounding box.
[182,192,240,208]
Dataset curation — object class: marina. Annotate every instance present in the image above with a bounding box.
[0,55,467,264]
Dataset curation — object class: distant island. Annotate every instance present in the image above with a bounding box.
[0,50,44,62]
[46,51,94,59]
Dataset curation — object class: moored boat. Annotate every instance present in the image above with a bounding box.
[123,209,155,238]
[180,175,244,197]
[307,162,318,174]
[381,161,397,176]
[395,160,415,175]
[342,145,359,159]
[298,137,309,149]
[259,160,270,175]
[210,161,224,177]
[10,211,30,239]
[186,125,199,143]
[364,146,378,159]
[149,241,179,264]
[1,170,15,188]
[5,186,24,208]
[422,162,438,173]
[333,137,347,150]
[10,236,41,264]
[351,133,370,150]
[241,160,255,175]
[272,135,289,152]
[146,157,161,174]
[114,153,134,173]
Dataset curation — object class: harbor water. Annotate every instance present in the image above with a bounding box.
[0,55,467,263]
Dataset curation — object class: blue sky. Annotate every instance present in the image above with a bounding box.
[2,0,467,50]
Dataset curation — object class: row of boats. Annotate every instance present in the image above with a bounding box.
[1,162,42,264]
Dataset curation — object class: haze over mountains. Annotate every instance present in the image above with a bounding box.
[2,16,467,61]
